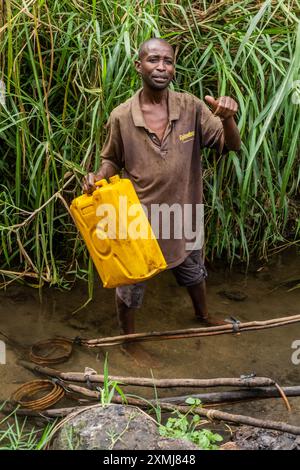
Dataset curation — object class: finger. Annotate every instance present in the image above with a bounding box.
[86,184,95,195]
[87,173,95,185]
[224,96,232,110]
[82,174,95,193]
[217,96,229,109]
[82,176,88,192]
[214,96,228,115]
[83,181,92,194]
[222,97,233,112]
[86,175,96,192]
[216,97,235,118]
[205,95,218,111]
[214,103,224,116]
[224,97,238,113]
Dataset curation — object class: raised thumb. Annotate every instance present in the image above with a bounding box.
[205,95,218,110]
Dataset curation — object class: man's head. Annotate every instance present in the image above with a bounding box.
[135,38,175,90]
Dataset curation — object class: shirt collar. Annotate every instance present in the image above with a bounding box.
[131,88,180,129]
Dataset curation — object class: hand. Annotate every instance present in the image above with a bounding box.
[82,163,118,193]
[82,172,97,194]
[205,95,238,121]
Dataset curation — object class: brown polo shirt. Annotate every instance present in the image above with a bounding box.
[101,88,225,268]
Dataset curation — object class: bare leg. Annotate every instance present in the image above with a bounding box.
[115,294,160,367]
[116,293,135,335]
[186,281,227,326]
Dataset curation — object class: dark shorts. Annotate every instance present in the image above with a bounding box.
[116,250,207,308]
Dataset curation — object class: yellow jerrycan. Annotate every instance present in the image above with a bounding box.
[70,175,167,288]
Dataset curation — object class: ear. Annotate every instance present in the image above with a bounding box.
[135,60,141,74]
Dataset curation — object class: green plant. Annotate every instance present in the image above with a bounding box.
[0,402,56,450]
[97,353,127,406]
[125,370,162,424]
[159,398,223,450]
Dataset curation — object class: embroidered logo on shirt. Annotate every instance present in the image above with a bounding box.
[179,131,195,143]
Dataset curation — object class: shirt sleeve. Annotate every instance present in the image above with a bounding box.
[199,100,225,154]
[101,111,124,170]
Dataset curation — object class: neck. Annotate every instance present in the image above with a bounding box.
[140,83,168,105]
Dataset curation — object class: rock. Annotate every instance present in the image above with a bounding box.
[220,441,240,450]
[218,290,248,301]
[233,426,300,450]
[7,292,35,303]
[67,319,89,331]
[52,404,200,450]
[157,438,199,450]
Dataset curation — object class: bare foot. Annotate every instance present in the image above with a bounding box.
[195,315,228,327]
[120,343,161,368]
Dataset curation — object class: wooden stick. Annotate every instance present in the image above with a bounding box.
[19,360,275,388]
[153,386,300,404]
[45,380,299,412]
[76,314,300,347]
[158,402,300,435]
[274,383,292,412]
[7,400,300,436]
[37,379,297,414]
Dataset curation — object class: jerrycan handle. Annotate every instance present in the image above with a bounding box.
[95,179,109,188]
[109,175,120,184]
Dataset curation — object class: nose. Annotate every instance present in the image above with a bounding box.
[156,60,166,72]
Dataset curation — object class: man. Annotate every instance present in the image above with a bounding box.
[83,38,241,363]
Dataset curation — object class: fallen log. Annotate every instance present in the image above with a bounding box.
[19,360,276,388]
[76,314,300,347]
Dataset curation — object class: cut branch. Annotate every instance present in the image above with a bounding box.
[19,360,275,388]
[76,314,300,347]
[6,401,300,436]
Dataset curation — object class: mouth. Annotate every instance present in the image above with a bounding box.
[152,76,169,83]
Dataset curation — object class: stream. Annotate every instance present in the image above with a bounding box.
[1,247,300,442]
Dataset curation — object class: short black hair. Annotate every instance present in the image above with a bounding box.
[138,38,174,60]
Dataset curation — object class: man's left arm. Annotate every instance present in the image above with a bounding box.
[205,95,241,152]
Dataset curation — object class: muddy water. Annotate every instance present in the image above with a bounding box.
[1,248,300,431]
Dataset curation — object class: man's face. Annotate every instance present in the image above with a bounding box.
[135,41,175,90]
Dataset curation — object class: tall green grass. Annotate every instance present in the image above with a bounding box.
[0,0,299,288]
